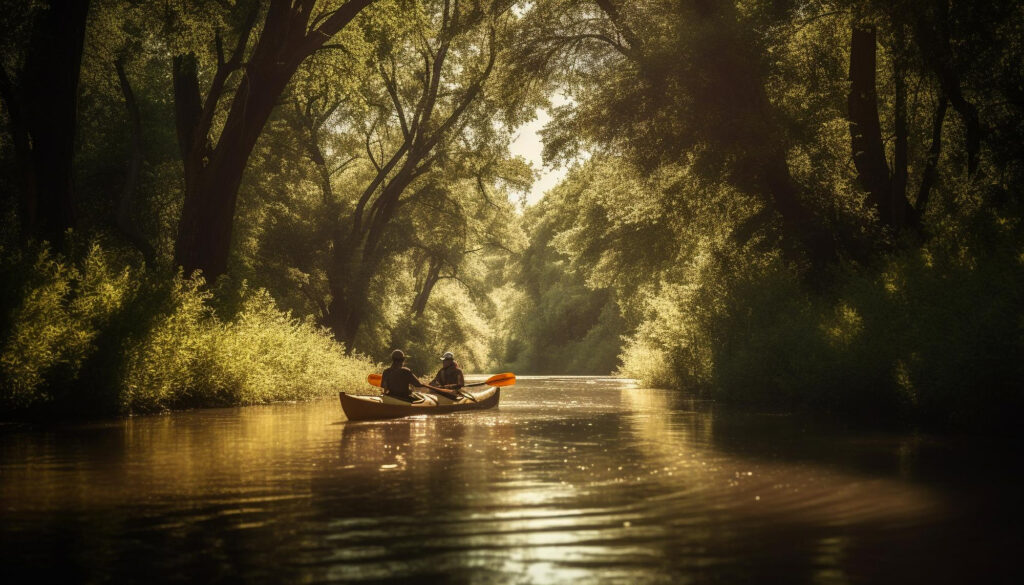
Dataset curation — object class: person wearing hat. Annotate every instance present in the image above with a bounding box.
[382,349,459,401]
[429,351,465,391]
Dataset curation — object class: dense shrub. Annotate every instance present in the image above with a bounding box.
[0,242,374,417]
[619,216,1024,431]
[0,243,137,413]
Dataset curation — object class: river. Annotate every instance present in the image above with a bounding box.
[1,376,1021,584]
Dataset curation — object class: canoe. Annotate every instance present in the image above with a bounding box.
[339,386,500,421]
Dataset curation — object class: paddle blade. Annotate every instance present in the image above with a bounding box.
[485,372,516,387]
[367,373,382,387]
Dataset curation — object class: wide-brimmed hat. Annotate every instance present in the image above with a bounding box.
[439,351,455,361]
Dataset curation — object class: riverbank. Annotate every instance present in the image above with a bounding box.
[0,243,375,419]
[617,231,1024,435]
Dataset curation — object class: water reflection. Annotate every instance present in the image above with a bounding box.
[619,388,944,525]
[617,388,959,584]
[1,377,1021,584]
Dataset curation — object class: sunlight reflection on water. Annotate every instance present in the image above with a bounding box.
[1,376,1021,584]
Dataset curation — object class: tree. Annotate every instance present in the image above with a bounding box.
[510,0,837,271]
[171,0,376,281]
[322,0,511,350]
[0,0,91,246]
[847,22,916,233]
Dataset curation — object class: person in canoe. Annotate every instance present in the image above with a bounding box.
[430,351,465,391]
[381,349,459,402]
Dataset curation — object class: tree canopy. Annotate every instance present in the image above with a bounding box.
[1,0,1021,430]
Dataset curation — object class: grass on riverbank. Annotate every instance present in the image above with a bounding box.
[0,241,375,418]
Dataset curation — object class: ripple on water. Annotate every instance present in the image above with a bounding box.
[1,378,1021,585]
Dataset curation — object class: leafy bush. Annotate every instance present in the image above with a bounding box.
[617,281,713,389]
[1,242,374,417]
[619,213,1024,431]
[0,243,135,411]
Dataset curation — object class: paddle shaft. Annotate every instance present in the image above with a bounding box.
[369,373,514,387]
[366,372,514,402]
[426,384,462,400]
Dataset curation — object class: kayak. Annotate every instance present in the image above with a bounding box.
[339,386,500,421]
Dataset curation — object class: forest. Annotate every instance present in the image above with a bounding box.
[0,0,1021,431]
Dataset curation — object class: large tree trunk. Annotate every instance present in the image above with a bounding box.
[848,24,917,234]
[848,26,895,227]
[172,0,375,281]
[325,178,410,350]
[174,64,290,278]
[325,151,435,349]
[326,156,434,350]
[0,0,90,246]
[326,242,388,352]
[321,9,497,350]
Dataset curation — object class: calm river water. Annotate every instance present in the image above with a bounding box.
[1,376,1021,584]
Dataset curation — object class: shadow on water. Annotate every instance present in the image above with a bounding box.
[616,387,1024,584]
[1,376,1022,584]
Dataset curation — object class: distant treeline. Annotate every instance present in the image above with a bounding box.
[1,1,1022,430]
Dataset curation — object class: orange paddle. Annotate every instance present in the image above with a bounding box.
[465,372,516,387]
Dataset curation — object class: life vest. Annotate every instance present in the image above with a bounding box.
[436,362,463,387]
[382,365,416,396]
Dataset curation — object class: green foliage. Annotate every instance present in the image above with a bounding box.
[496,279,626,375]
[0,242,135,409]
[494,178,628,375]
[2,0,1023,433]
[0,242,373,417]
[391,280,493,374]
[124,284,373,412]
[225,0,536,360]
[511,0,1024,432]
[617,208,1024,430]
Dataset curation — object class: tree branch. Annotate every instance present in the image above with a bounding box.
[915,94,948,219]
[593,0,641,59]
[380,55,410,138]
[195,1,259,153]
[364,120,382,172]
[114,58,155,263]
[541,33,630,58]
[301,0,376,60]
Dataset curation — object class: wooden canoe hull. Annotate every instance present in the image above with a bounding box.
[339,387,500,421]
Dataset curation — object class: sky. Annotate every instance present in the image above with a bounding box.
[508,103,569,207]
